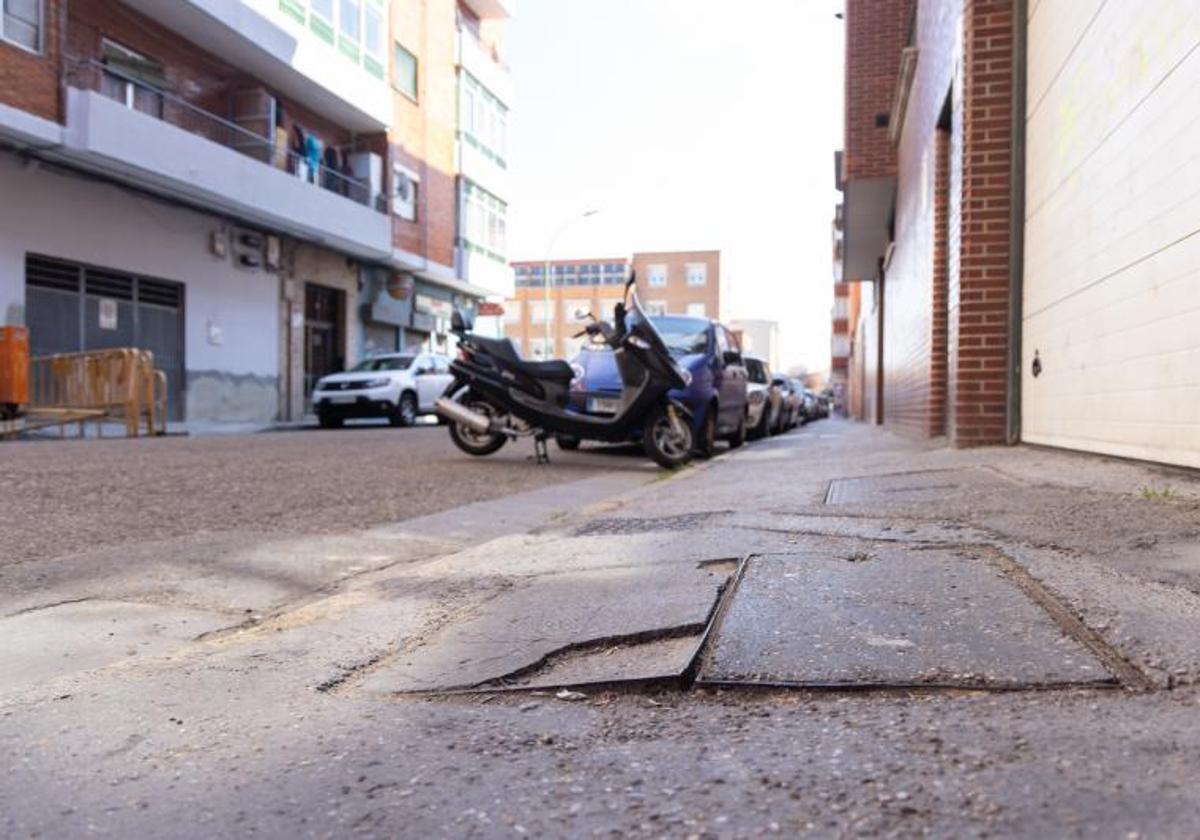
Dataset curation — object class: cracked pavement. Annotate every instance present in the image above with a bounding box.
[4,420,1200,836]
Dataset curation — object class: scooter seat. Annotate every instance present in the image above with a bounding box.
[472,336,575,383]
[521,359,575,383]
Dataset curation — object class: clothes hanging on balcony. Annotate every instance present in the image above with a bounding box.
[304,133,322,185]
[323,145,341,193]
[291,125,306,177]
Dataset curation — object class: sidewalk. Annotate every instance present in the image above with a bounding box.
[4,420,1200,837]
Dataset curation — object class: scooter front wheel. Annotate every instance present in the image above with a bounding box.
[447,395,507,456]
[643,404,693,469]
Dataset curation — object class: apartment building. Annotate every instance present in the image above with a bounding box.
[366,0,514,360]
[0,0,512,424]
[838,1,1200,469]
[506,250,721,360]
[631,250,721,323]
[506,258,631,359]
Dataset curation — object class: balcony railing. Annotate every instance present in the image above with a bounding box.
[68,59,384,213]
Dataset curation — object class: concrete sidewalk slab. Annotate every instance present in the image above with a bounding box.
[358,560,731,693]
[699,549,1114,689]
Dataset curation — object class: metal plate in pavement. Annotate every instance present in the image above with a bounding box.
[697,550,1115,689]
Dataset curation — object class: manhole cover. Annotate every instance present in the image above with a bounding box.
[697,549,1114,689]
[825,468,1013,505]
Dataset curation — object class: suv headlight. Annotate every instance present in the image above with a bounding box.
[362,377,390,388]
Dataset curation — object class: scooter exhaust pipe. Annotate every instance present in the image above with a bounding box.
[435,398,492,433]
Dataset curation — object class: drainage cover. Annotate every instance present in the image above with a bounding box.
[697,549,1114,689]
[825,468,1013,505]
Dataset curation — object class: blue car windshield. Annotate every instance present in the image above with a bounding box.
[631,315,709,356]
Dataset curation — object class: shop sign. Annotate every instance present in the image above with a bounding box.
[477,302,504,317]
[414,294,454,319]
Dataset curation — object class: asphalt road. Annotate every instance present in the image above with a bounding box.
[1,423,657,569]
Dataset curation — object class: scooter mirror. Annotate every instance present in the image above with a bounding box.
[451,308,474,333]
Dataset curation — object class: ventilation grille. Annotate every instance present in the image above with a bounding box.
[26,255,81,293]
[85,268,135,301]
[138,278,182,309]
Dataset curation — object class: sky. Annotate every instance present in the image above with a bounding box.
[506,0,846,374]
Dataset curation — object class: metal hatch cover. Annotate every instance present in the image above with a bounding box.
[696,549,1115,690]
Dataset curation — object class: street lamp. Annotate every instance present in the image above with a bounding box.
[543,209,600,358]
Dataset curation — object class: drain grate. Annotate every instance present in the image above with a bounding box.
[572,512,731,537]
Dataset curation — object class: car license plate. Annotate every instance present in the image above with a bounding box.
[329,395,356,404]
[587,396,620,415]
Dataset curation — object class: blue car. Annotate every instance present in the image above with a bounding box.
[565,313,748,457]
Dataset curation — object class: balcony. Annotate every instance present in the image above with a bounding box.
[115,0,392,131]
[61,63,391,260]
[462,0,515,20]
[458,27,513,107]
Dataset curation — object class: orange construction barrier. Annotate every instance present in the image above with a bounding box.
[0,326,29,420]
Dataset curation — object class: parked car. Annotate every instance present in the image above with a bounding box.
[312,352,454,428]
[744,356,782,440]
[792,379,817,424]
[771,374,801,433]
[568,313,748,457]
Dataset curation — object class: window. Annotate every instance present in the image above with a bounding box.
[310,0,334,27]
[686,302,706,318]
[460,180,507,260]
[363,2,384,71]
[646,300,668,316]
[394,42,418,100]
[686,263,707,286]
[529,301,549,323]
[339,0,360,41]
[434,356,450,374]
[647,264,667,287]
[527,337,548,359]
[99,40,164,117]
[391,164,419,221]
[459,72,508,164]
[2,0,40,51]
[504,301,522,324]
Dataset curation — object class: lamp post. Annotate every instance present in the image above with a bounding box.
[543,209,599,358]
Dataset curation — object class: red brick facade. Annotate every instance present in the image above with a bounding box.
[842,0,1016,446]
[0,0,62,122]
[842,0,910,182]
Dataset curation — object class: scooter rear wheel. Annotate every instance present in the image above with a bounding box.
[643,405,693,469]
[448,395,507,456]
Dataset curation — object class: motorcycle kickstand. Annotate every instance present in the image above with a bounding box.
[533,434,551,465]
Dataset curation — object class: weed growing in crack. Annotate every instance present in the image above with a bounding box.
[1139,486,1176,502]
[844,551,874,563]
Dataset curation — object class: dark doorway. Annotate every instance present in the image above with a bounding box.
[304,282,345,399]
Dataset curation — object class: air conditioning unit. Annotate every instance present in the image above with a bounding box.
[347,151,383,205]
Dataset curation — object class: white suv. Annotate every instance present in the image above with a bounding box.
[312,352,455,428]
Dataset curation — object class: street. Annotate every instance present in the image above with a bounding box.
[4,421,1200,837]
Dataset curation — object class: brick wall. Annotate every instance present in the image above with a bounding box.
[849,0,1014,445]
[843,0,912,181]
[949,0,1014,446]
[390,0,459,270]
[0,0,62,122]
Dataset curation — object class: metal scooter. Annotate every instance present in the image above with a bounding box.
[434,274,695,468]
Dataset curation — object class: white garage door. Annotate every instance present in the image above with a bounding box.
[1022,0,1200,467]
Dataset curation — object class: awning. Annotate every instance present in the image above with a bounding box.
[841,176,896,283]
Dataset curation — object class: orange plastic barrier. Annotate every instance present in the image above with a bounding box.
[0,326,29,419]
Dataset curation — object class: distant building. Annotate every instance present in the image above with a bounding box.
[728,319,779,371]
[507,250,720,359]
